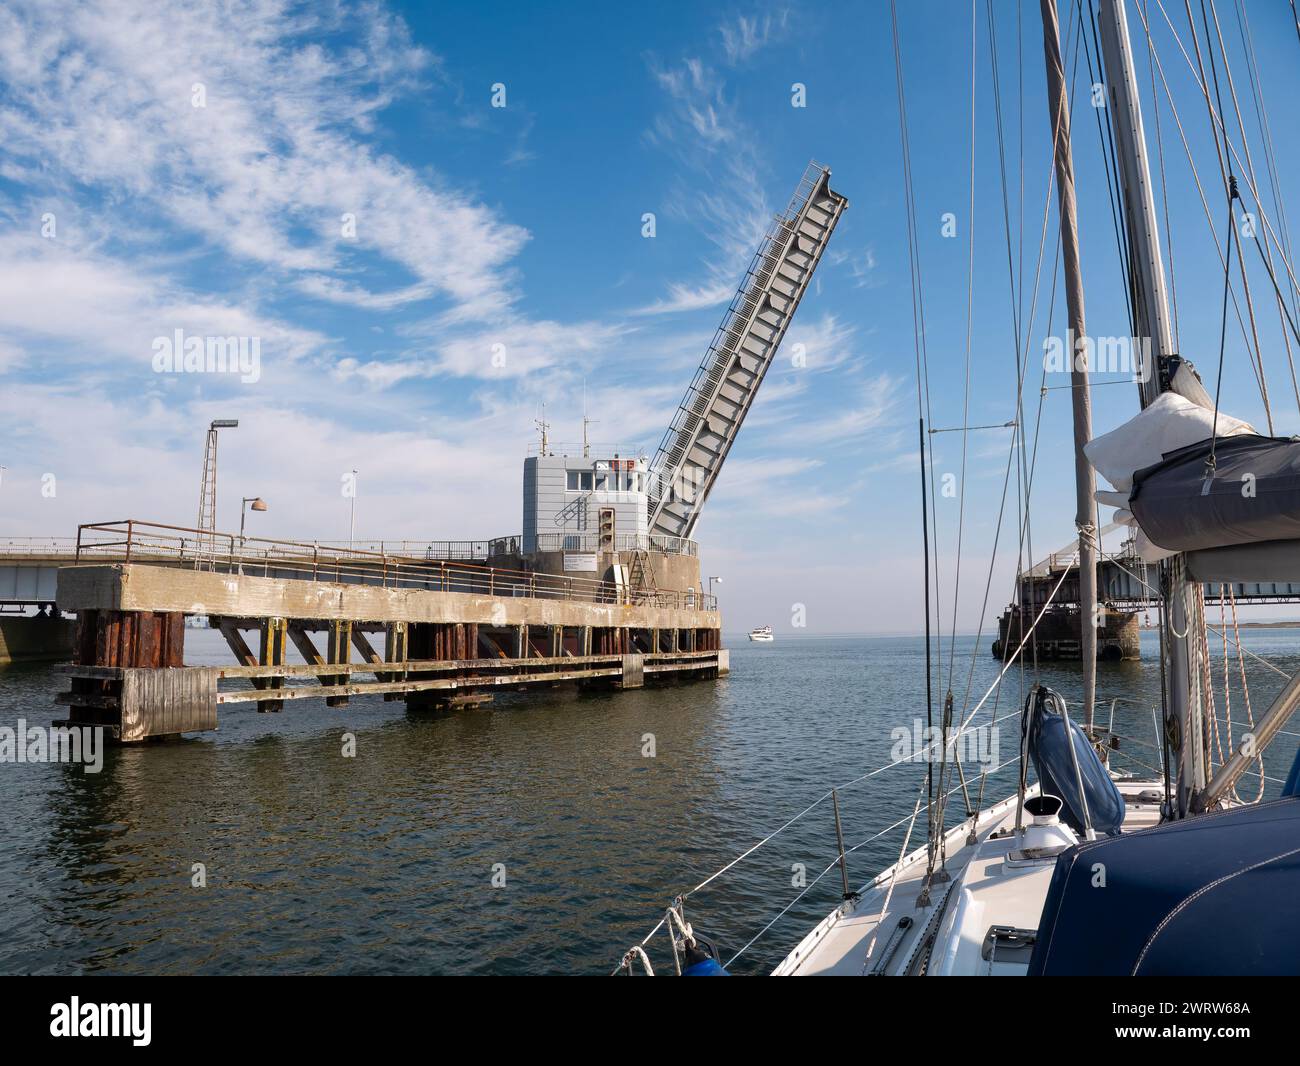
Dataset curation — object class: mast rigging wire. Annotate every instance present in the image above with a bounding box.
[945,0,980,702]
[1140,0,1182,350]
[889,0,940,856]
[1139,0,1278,407]
[1189,0,1271,434]
[1208,0,1300,414]
[1235,0,1300,328]
[1149,0,1300,310]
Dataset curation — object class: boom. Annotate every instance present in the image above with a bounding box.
[648,162,848,540]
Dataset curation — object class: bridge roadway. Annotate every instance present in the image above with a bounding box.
[0,533,713,610]
[1017,550,1300,608]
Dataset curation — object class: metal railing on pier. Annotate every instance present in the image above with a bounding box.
[309,538,515,562]
[0,536,81,555]
[531,532,698,557]
[72,520,716,611]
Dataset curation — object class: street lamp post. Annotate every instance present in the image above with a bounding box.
[240,496,267,543]
[238,496,267,574]
[707,575,722,605]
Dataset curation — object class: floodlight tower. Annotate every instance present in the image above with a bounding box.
[196,419,239,570]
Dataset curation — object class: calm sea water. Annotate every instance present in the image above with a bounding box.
[1,628,1297,975]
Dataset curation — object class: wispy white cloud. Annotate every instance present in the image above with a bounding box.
[783,313,861,373]
[338,318,628,383]
[0,234,327,368]
[718,9,791,65]
[639,46,772,317]
[632,280,736,316]
[772,372,904,447]
[0,0,526,320]
[828,244,879,289]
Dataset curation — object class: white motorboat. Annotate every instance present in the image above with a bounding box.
[748,625,774,642]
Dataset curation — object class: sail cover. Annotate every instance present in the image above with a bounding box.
[1028,797,1300,975]
[1128,434,1300,553]
[1028,688,1126,836]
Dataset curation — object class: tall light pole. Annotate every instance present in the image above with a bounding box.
[348,469,358,548]
[196,419,238,570]
[708,575,722,602]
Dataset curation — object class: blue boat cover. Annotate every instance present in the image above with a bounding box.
[1028,689,1126,836]
[1284,746,1300,797]
[1028,797,1300,975]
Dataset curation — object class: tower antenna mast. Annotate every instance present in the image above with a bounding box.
[582,380,598,458]
[534,403,550,457]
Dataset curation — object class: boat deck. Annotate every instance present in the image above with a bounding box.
[774,779,1164,976]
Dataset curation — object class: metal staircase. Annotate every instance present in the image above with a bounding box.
[648,162,848,540]
[627,548,658,605]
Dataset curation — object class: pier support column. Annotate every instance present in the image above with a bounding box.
[580,626,592,657]
[383,621,408,700]
[257,617,287,712]
[326,619,351,708]
[67,609,185,728]
[620,654,645,689]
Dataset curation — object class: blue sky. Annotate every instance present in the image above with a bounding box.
[1,0,1298,633]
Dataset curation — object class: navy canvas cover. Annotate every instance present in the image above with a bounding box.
[1028,798,1300,975]
[1028,691,1126,836]
[1285,747,1300,798]
[1129,434,1300,552]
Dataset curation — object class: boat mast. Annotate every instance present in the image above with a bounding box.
[1095,0,1206,814]
[1039,0,1099,729]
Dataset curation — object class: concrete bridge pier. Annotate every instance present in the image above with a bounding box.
[50,562,725,741]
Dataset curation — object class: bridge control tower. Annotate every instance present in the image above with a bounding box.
[514,445,702,601]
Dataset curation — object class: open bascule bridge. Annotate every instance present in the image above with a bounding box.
[991,533,1300,662]
[0,163,849,742]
